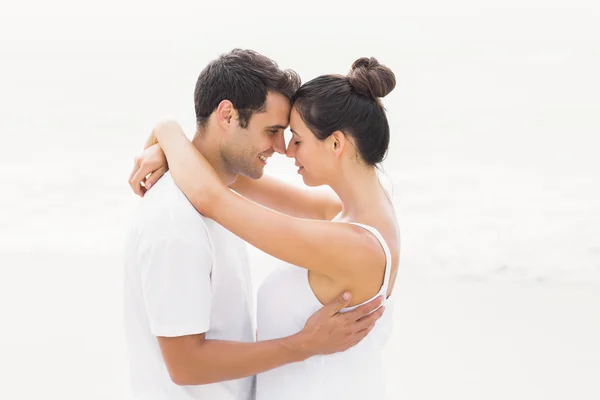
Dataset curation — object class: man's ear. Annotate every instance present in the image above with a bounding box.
[216,100,238,128]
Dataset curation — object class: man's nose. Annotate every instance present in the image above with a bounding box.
[272,131,286,155]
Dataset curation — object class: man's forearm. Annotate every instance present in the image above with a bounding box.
[167,333,312,385]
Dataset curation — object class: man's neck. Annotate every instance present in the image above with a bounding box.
[191,129,237,186]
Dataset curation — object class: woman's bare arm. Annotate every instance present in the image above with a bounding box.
[152,121,385,286]
[230,174,342,220]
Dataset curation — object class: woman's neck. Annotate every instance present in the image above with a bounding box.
[329,162,386,221]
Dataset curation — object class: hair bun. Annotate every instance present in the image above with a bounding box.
[347,57,396,99]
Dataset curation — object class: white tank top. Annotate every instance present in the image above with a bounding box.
[256,223,394,400]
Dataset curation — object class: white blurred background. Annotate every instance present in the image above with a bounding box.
[0,1,598,399]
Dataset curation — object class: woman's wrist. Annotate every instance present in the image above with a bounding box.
[152,120,183,144]
[143,132,158,150]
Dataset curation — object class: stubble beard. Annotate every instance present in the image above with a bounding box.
[221,146,263,180]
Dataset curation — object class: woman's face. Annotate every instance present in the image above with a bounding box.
[286,107,333,187]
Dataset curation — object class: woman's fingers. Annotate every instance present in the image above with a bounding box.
[145,166,167,190]
[129,158,156,197]
[128,144,169,197]
[129,157,146,197]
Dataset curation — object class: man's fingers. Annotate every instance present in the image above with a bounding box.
[347,325,374,349]
[355,306,385,331]
[145,166,167,190]
[323,291,352,317]
[345,295,384,322]
[354,326,374,342]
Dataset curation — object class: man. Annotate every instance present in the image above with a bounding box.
[125,49,382,399]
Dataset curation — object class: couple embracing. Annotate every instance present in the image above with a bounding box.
[124,48,399,400]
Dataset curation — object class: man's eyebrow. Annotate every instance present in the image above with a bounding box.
[267,125,287,130]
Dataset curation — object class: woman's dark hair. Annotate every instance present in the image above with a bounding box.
[292,57,396,165]
[194,49,301,129]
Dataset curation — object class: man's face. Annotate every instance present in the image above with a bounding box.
[222,92,291,179]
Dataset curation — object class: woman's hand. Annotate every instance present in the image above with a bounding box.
[128,143,169,197]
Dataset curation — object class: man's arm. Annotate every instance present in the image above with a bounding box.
[159,292,384,386]
[158,333,305,386]
[229,174,342,220]
[139,213,383,386]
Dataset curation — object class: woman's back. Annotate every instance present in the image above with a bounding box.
[256,222,395,400]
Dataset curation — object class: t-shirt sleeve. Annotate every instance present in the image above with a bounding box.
[139,232,213,337]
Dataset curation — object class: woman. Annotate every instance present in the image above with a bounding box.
[132,57,399,399]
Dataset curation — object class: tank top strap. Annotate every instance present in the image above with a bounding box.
[347,222,392,295]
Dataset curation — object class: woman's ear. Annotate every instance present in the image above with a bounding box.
[330,130,346,157]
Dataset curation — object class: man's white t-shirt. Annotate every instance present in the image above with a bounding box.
[124,172,255,400]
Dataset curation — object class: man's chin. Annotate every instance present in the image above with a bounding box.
[240,168,264,180]
[251,171,264,180]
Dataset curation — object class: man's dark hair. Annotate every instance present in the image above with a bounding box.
[194,49,301,129]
